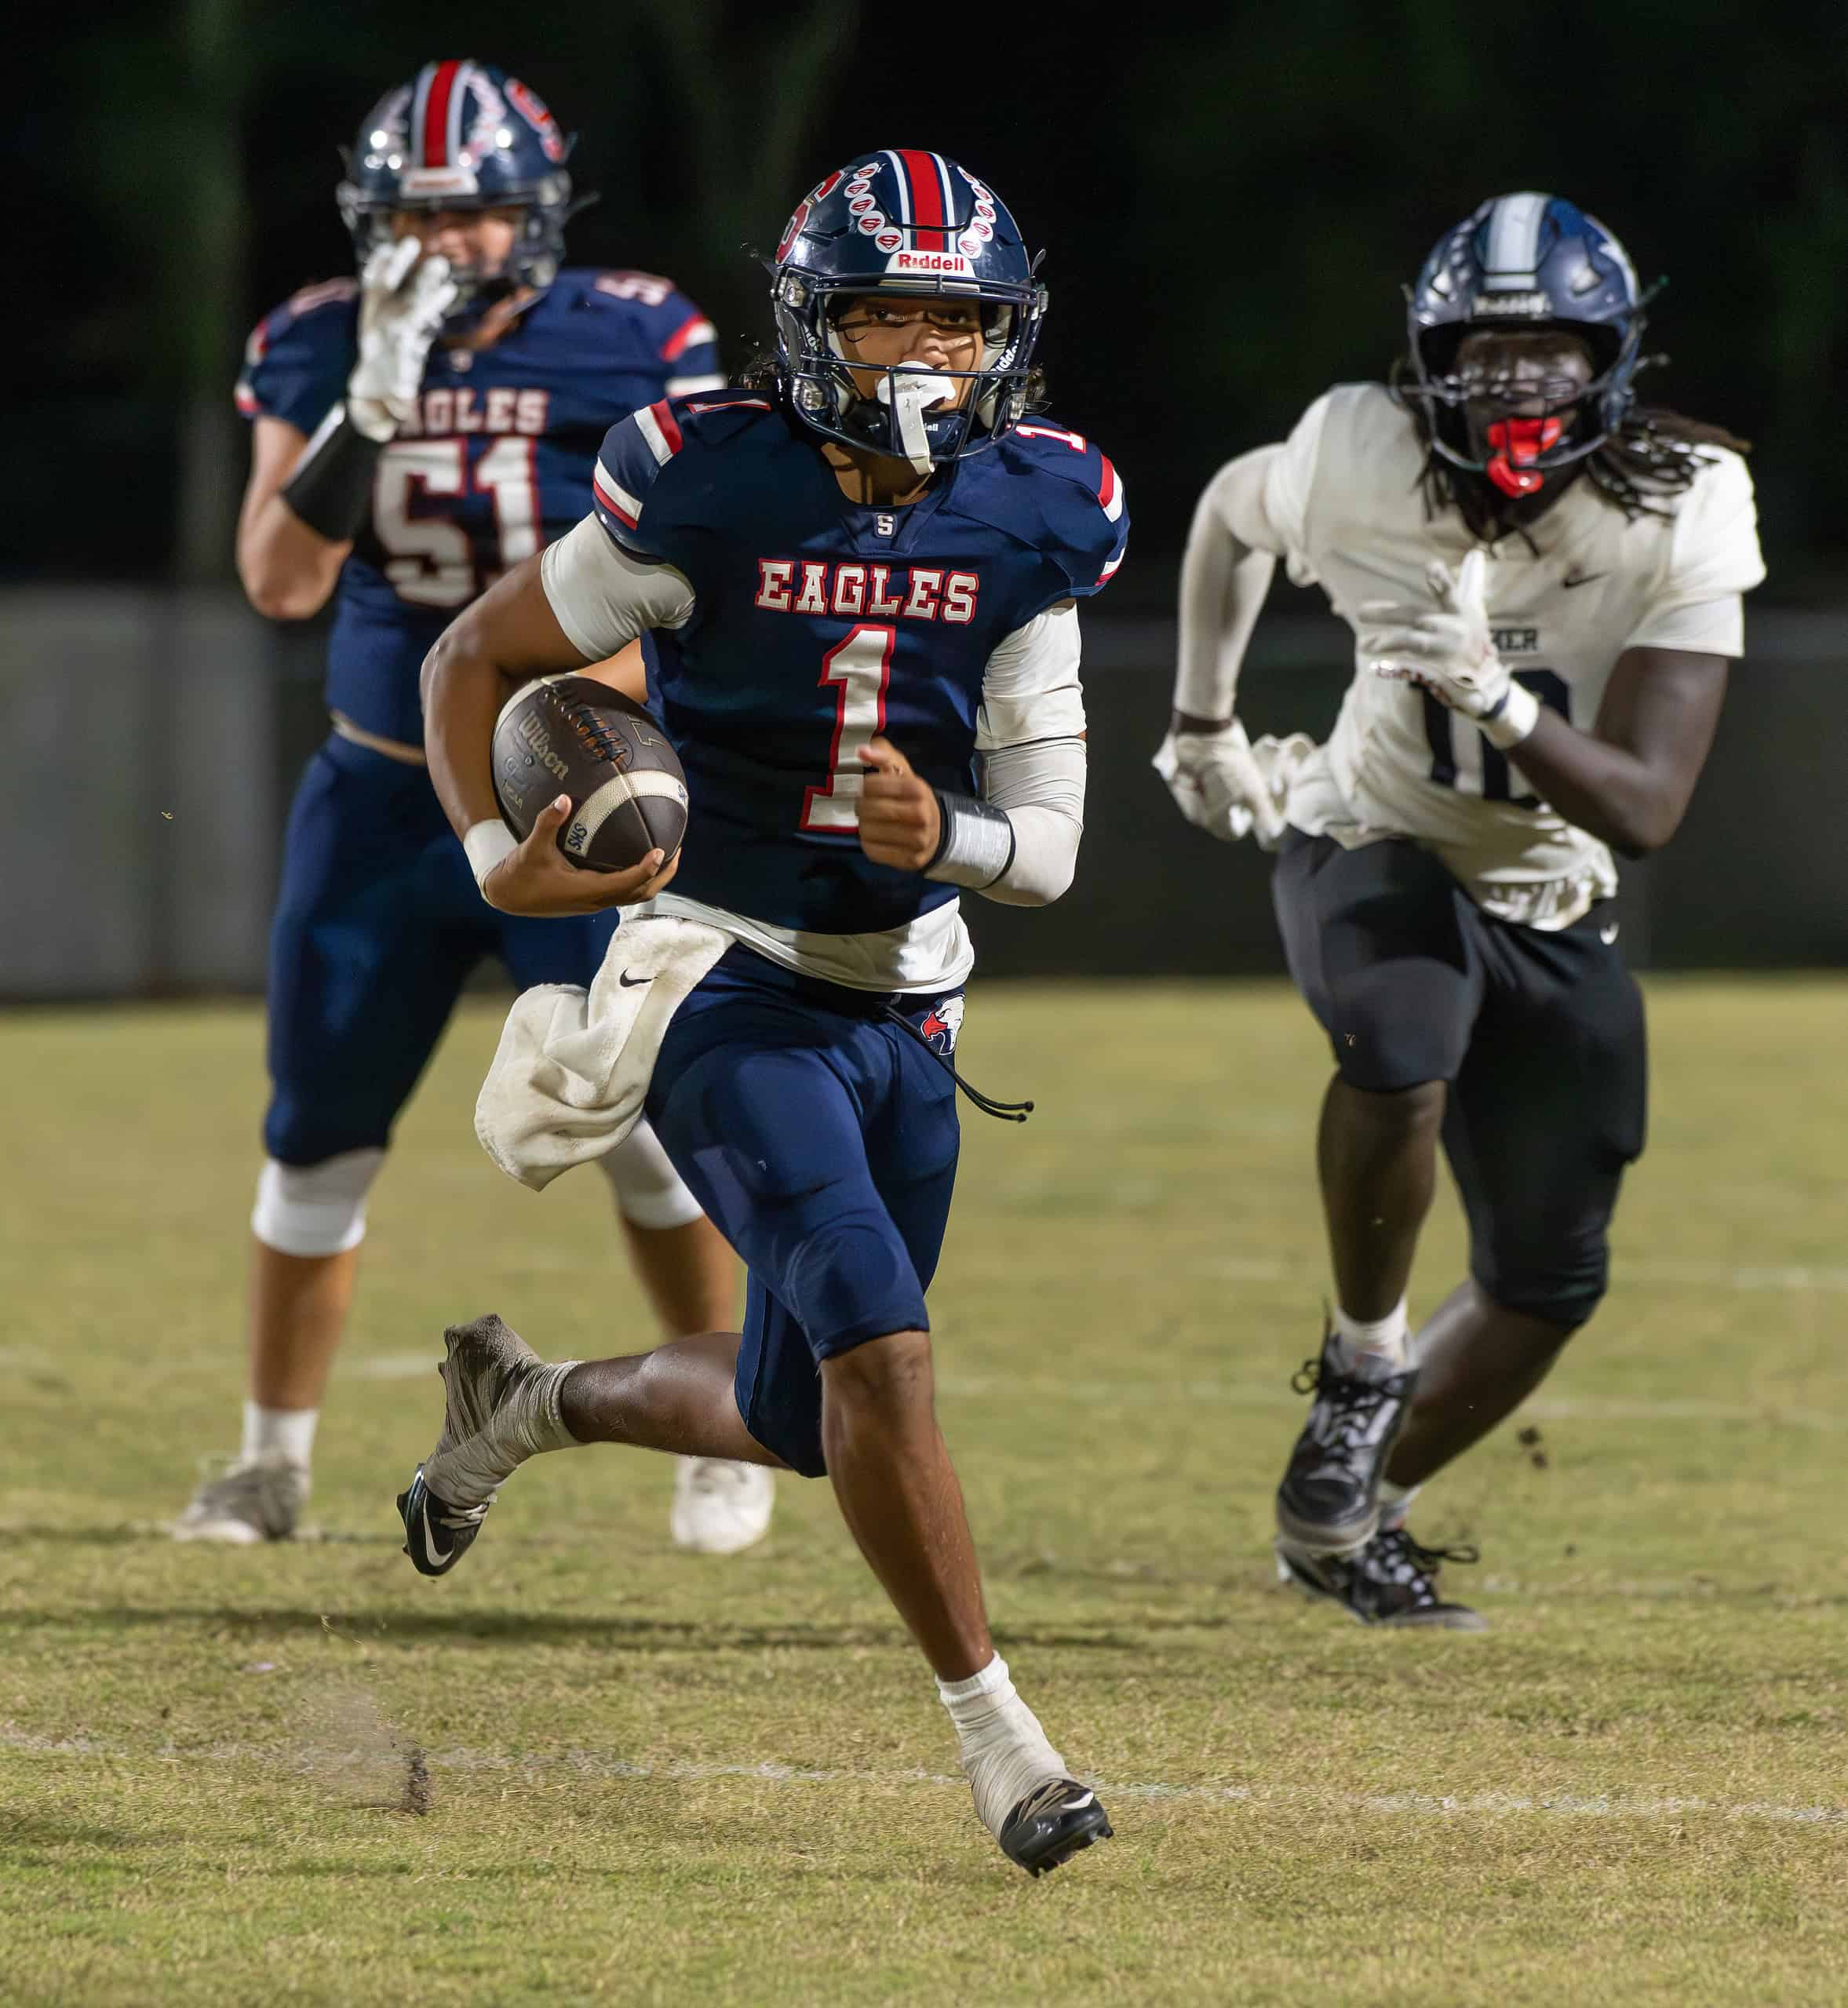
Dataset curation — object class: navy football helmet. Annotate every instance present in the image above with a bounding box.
[1401,192,1651,499]
[770,151,1046,470]
[337,60,583,305]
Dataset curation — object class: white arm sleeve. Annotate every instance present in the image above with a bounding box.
[927,603,1086,906]
[976,738,1085,908]
[538,515,696,662]
[974,601,1085,750]
[1172,396,1330,721]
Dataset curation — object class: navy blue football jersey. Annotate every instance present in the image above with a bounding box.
[589,396,1128,936]
[235,269,724,745]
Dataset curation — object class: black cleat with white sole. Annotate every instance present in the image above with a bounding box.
[1274,1330,1418,1557]
[1276,1527,1487,1630]
[397,1466,490,1579]
[997,1779,1114,1877]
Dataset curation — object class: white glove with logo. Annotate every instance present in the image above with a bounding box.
[1361,549,1538,749]
[1153,720,1306,848]
[346,239,457,443]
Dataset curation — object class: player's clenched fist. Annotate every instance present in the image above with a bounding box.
[855,737,942,871]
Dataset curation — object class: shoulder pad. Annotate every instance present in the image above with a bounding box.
[572,268,716,369]
[591,393,780,556]
[234,279,358,425]
[991,421,1128,596]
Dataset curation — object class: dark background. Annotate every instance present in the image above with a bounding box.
[21,1,1848,597]
[9,3,1846,996]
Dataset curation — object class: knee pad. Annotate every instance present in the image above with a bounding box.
[785,1213,930,1357]
[597,1119,705,1231]
[250,1147,385,1258]
[1324,970,1468,1092]
[1473,1234,1607,1333]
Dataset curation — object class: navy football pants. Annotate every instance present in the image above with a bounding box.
[645,949,963,1478]
[264,734,620,1165]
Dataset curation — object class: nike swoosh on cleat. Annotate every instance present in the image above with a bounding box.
[420,1496,453,1567]
[1562,570,1608,589]
[618,971,653,988]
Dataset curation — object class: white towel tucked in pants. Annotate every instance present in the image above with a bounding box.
[475,912,731,1191]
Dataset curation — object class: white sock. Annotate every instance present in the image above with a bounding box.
[1331,1299,1410,1380]
[424,1359,581,1510]
[241,1401,317,1467]
[936,1654,1069,1837]
[1377,1479,1420,1532]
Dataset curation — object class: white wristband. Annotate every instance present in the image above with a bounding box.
[1479,678,1541,751]
[463,818,519,892]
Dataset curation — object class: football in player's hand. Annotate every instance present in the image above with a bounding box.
[490,676,688,873]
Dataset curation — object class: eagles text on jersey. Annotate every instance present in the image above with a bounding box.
[585,394,1127,942]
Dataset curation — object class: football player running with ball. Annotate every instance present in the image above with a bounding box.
[404,151,1126,1875]
[173,60,776,1558]
[1157,194,1763,1627]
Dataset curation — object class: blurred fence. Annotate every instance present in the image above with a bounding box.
[5,587,1844,999]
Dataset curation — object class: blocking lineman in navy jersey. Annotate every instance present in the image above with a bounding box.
[173,60,775,1560]
[1159,192,1764,1627]
[403,151,1125,1876]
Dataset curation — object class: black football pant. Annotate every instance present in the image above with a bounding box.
[1272,829,1647,1330]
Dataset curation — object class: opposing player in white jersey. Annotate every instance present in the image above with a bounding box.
[1157,193,1764,1625]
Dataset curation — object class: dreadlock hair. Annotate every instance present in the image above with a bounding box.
[1388,352,1750,545]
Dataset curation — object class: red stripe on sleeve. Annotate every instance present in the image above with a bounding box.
[660,313,707,363]
[897,148,949,252]
[423,60,461,167]
[1097,454,1118,508]
[649,399,684,454]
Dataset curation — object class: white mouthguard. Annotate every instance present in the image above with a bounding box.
[877,366,955,475]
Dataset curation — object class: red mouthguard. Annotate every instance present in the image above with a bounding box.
[1485,416,1564,498]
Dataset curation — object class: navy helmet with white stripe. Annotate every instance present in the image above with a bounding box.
[1401,191,1650,497]
[770,151,1046,468]
[336,60,582,304]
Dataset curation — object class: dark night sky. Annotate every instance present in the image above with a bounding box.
[22,2,1848,599]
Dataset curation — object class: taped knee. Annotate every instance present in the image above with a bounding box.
[250,1147,385,1258]
[597,1119,706,1231]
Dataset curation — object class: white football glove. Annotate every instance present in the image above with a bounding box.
[346,239,457,443]
[1361,549,1538,749]
[1153,720,1304,849]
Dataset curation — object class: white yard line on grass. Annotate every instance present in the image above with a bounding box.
[5,1724,1844,1827]
[1209,1259,1848,1295]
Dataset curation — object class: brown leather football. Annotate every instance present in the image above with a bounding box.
[490,676,688,873]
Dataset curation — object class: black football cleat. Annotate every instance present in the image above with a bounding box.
[1274,1330,1418,1557]
[997,1779,1114,1877]
[397,1466,490,1579]
[1276,1527,1487,1631]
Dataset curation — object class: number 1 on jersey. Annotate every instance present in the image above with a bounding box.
[800,625,895,831]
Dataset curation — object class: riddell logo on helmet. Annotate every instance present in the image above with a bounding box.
[887,250,975,276]
[1471,291,1551,317]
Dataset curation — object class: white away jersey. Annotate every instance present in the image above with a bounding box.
[1251,383,1765,927]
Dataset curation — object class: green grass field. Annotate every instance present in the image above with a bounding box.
[3,979,1846,2006]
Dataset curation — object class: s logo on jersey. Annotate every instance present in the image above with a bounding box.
[755,559,978,625]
